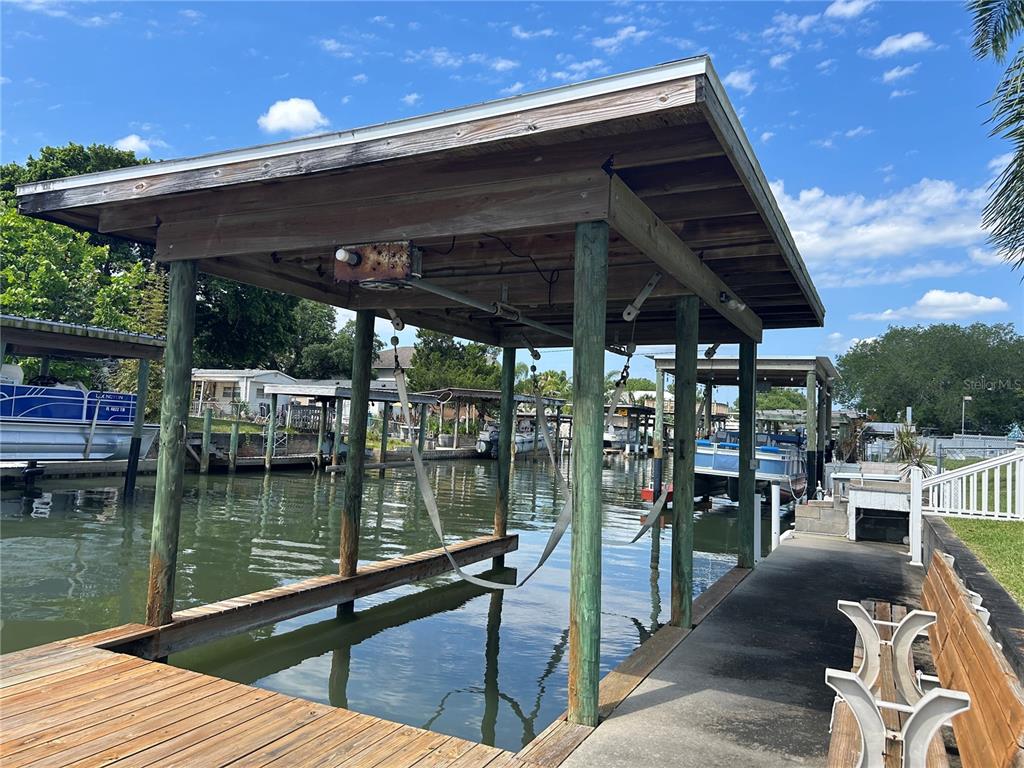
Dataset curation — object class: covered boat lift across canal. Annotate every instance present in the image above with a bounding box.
[652,355,837,493]
[14,55,825,759]
[0,314,165,496]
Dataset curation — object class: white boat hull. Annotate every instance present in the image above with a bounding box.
[0,419,158,461]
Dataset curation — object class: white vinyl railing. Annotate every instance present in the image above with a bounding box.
[908,449,1024,566]
[921,448,1024,521]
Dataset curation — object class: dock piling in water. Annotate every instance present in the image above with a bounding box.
[671,295,697,629]
[146,259,197,627]
[495,347,516,567]
[340,310,374,605]
[653,369,664,500]
[229,414,239,472]
[200,406,213,474]
[568,220,607,727]
[265,393,278,472]
[123,357,150,501]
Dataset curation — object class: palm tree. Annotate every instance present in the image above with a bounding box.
[970,0,1024,267]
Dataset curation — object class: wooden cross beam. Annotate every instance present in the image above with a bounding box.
[606,174,763,341]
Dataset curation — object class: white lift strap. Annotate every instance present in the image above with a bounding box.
[390,331,572,590]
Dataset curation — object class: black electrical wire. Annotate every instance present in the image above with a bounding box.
[482,232,560,307]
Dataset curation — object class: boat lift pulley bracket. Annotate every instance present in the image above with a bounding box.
[622,272,662,322]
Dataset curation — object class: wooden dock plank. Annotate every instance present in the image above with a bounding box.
[219,709,365,767]
[153,534,518,657]
[0,674,223,758]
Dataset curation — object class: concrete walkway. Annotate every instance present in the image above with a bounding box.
[564,534,923,767]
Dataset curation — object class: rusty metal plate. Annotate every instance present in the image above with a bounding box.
[334,241,412,283]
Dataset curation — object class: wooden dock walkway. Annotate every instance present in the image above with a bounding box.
[0,641,532,767]
[1,535,526,767]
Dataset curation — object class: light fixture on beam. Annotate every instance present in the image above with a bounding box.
[335,247,361,266]
[718,291,746,312]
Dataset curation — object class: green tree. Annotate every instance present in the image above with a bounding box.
[751,387,807,410]
[835,323,1024,434]
[3,143,308,371]
[406,329,501,391]
[193,279,300,369]
[292,319,384,380]
[970,0,1024,266]
[283,300,337,375]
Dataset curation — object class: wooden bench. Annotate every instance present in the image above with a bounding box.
[826,600,959,768]
[921,551,1024,768]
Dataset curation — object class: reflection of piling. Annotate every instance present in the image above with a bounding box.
[482,587,505,744]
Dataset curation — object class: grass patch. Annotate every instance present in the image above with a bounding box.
[945,518,1024,606]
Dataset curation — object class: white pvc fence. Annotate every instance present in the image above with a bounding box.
[909,449,1024,565]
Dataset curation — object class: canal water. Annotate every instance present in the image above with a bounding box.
[0,456,775,751]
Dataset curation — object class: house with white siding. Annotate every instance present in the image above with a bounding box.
[191,369,297,417]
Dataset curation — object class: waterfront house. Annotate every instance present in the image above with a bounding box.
[190,368,297,418]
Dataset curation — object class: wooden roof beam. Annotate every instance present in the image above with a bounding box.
[606,174,762,342]
[154,171,610,262]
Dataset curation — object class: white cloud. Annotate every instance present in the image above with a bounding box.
[770,177,988,265]
[10,0,122,27]
[403,47,462,68]
[761,131,775,142]
[816,260,966,288]
[968,246,1017,266]
[722,68,756,95]
[113,134,168,155]
[890,89,915,98]
[369,15,393,27]
[401,92,422,106]
[845,125,872,138]
[317,38,355,58]
[352,73,368,84]
[769,53,792,69]
[662,36,695,50]
[852,290,1009,321]
[500,81,525,95]
[489,57,520,72]
[988,152,1013,175]
[550,57,608,82]
[882,63,919,83]
[825,331,876,354]
[825,0,875,19]
[865,31,934,58]
[179,8,203,22]
[763,12,820,49]
[592,25,651,54]
[511,25,554,39]
[257,98,329,134]
[817,58,837,74]
[0,76,10,85]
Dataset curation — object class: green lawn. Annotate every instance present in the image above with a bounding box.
[945,518,1024,606]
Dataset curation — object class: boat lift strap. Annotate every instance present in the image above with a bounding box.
[391,336,572,591]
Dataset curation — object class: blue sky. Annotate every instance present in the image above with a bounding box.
[2,0,1021,384]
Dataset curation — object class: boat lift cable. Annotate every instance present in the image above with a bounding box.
[397,277,633,357]
[388,314,573,590]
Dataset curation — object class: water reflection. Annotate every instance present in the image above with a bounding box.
[0,456,763,751]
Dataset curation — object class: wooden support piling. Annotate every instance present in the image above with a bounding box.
[672,296,698,628]
[123,358,150,502]
[653,369,665,500]
[332,397,343,468]
[417,402,428,452]
[229,414,239,472]
[703,381,713,438]
[568,220,607,727]
[265,393,278,472]
[317,400,327,467]
[817,379,828,486]
[200,407,213,474]
[737,340,757,569]
[495,347,516,567]
[340,310,374,587]
[378,403,390,478]
[145,259,197,627]
[805,370,818,497]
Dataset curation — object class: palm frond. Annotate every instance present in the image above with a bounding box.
[983,50,1024,267]
[969,0,1024,60]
